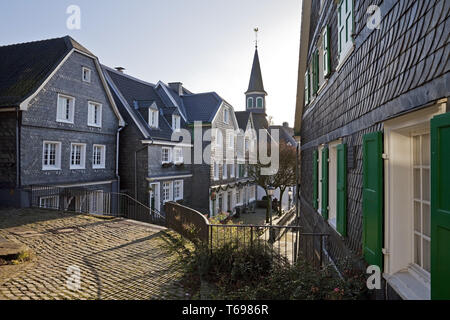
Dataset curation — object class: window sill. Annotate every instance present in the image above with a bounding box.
[56,119,74,124]
[384,269,430,300]
[70,167,86,170]
[93,166,106,169]
[42,167,61,171]
[88,124,102,128]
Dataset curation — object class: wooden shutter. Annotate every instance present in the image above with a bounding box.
[313,150,319,209]
[321,147,329,220]
[362,131,383,270]
[431,113,450,300]
[337,143,347,236]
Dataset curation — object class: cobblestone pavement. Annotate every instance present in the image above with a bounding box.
[0,209,187,300]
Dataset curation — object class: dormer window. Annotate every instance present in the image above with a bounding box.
[247,97,254,109]
[256,97,264,108]
[149,109,159,128]
[82,67,91,83]
[172,115,181,131]
[224,108,230,124]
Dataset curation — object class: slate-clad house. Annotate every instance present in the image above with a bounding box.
[0,36,125,211]
[294,0,449,299]
[103,66,193,214]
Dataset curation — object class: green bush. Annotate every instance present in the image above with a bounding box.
[171,236,367,300]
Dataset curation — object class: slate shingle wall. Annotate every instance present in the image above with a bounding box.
[300,0,449,269]
[19,51,119,186]
[0,112,17,188]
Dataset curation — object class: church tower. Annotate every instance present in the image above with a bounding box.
[245,28,267,115]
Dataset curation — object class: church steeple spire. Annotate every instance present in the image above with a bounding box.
[245,27,267,114]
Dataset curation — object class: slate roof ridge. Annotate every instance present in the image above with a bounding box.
[102,64,156,88]
[0,35,68,48]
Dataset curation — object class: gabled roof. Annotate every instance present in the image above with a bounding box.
[245,48,267,95]
[235,111,252,130]
[103,66,178,141]
[182,92,224,123]
[0,36,94,108]
[269,125,297,146]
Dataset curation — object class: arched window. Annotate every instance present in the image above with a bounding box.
[247,97,254,108]
[256,97,264,108]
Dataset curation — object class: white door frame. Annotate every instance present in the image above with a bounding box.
[149,182,161,212]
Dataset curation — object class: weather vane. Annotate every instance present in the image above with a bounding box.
[254,27,259,48]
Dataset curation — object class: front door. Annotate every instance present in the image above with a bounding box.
[149,183,160,213]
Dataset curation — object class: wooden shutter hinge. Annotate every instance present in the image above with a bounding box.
[382,248,389,255]
[382,153,389,160]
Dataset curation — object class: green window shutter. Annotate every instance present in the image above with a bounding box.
[431,112,450,300]
[313,150,319,209]
[321,147,329,220]
[314,50,319,94]
[337,143,347,236]
[362,131,383,270]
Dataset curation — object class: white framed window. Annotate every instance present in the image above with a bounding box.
[247,97,254,109]
[162,147,172,164]
[383,103,446,300]
[172,115,181,131]
[327,140,341,229]
[70,143,86,169]
[57,94,75,123]
[244,165,248,178]
[323,27,330,78]
[213,162,219,181]
[230,163,235,177]
[42,141,61,170]
[173,147,183,164]
[149,109,159,128]
[256,97,264,108]
[88,102,102,127]
[162,181,173,203]
[88,190,105,215]
[224,108,230,124]
[174,180,184,201]
[338,0,354,65]
[82,67,91,83]
[236,189,241,205]
[227,132,235,150]
[412,133,431,274]
[40,196,59,209]
[93,144,106,169]
[223,162,228,179]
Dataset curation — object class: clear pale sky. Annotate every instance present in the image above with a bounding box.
[0,0,301,126]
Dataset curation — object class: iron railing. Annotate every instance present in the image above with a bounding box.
[209,224,328,267]
[30,185,165,226]
[164,202,328,267]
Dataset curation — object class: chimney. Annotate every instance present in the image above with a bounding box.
[168,82,183,96]
[283,122,289,128]
[115,67,125,73]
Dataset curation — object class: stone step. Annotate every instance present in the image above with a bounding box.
[0,237,27,258]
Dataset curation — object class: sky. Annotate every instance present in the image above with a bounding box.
[0,0,301,126]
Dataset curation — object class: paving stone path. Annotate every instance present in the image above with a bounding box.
[0,209,187,300]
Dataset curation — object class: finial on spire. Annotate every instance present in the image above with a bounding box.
[254,27,259,48]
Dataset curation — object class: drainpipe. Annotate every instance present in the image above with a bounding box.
[116,126,124,213]
[295,141,300,222]
[16,107,20,189]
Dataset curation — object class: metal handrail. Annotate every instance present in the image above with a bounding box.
[109,192,165,219]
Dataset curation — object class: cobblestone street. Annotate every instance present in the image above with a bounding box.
[0,209,186,300]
